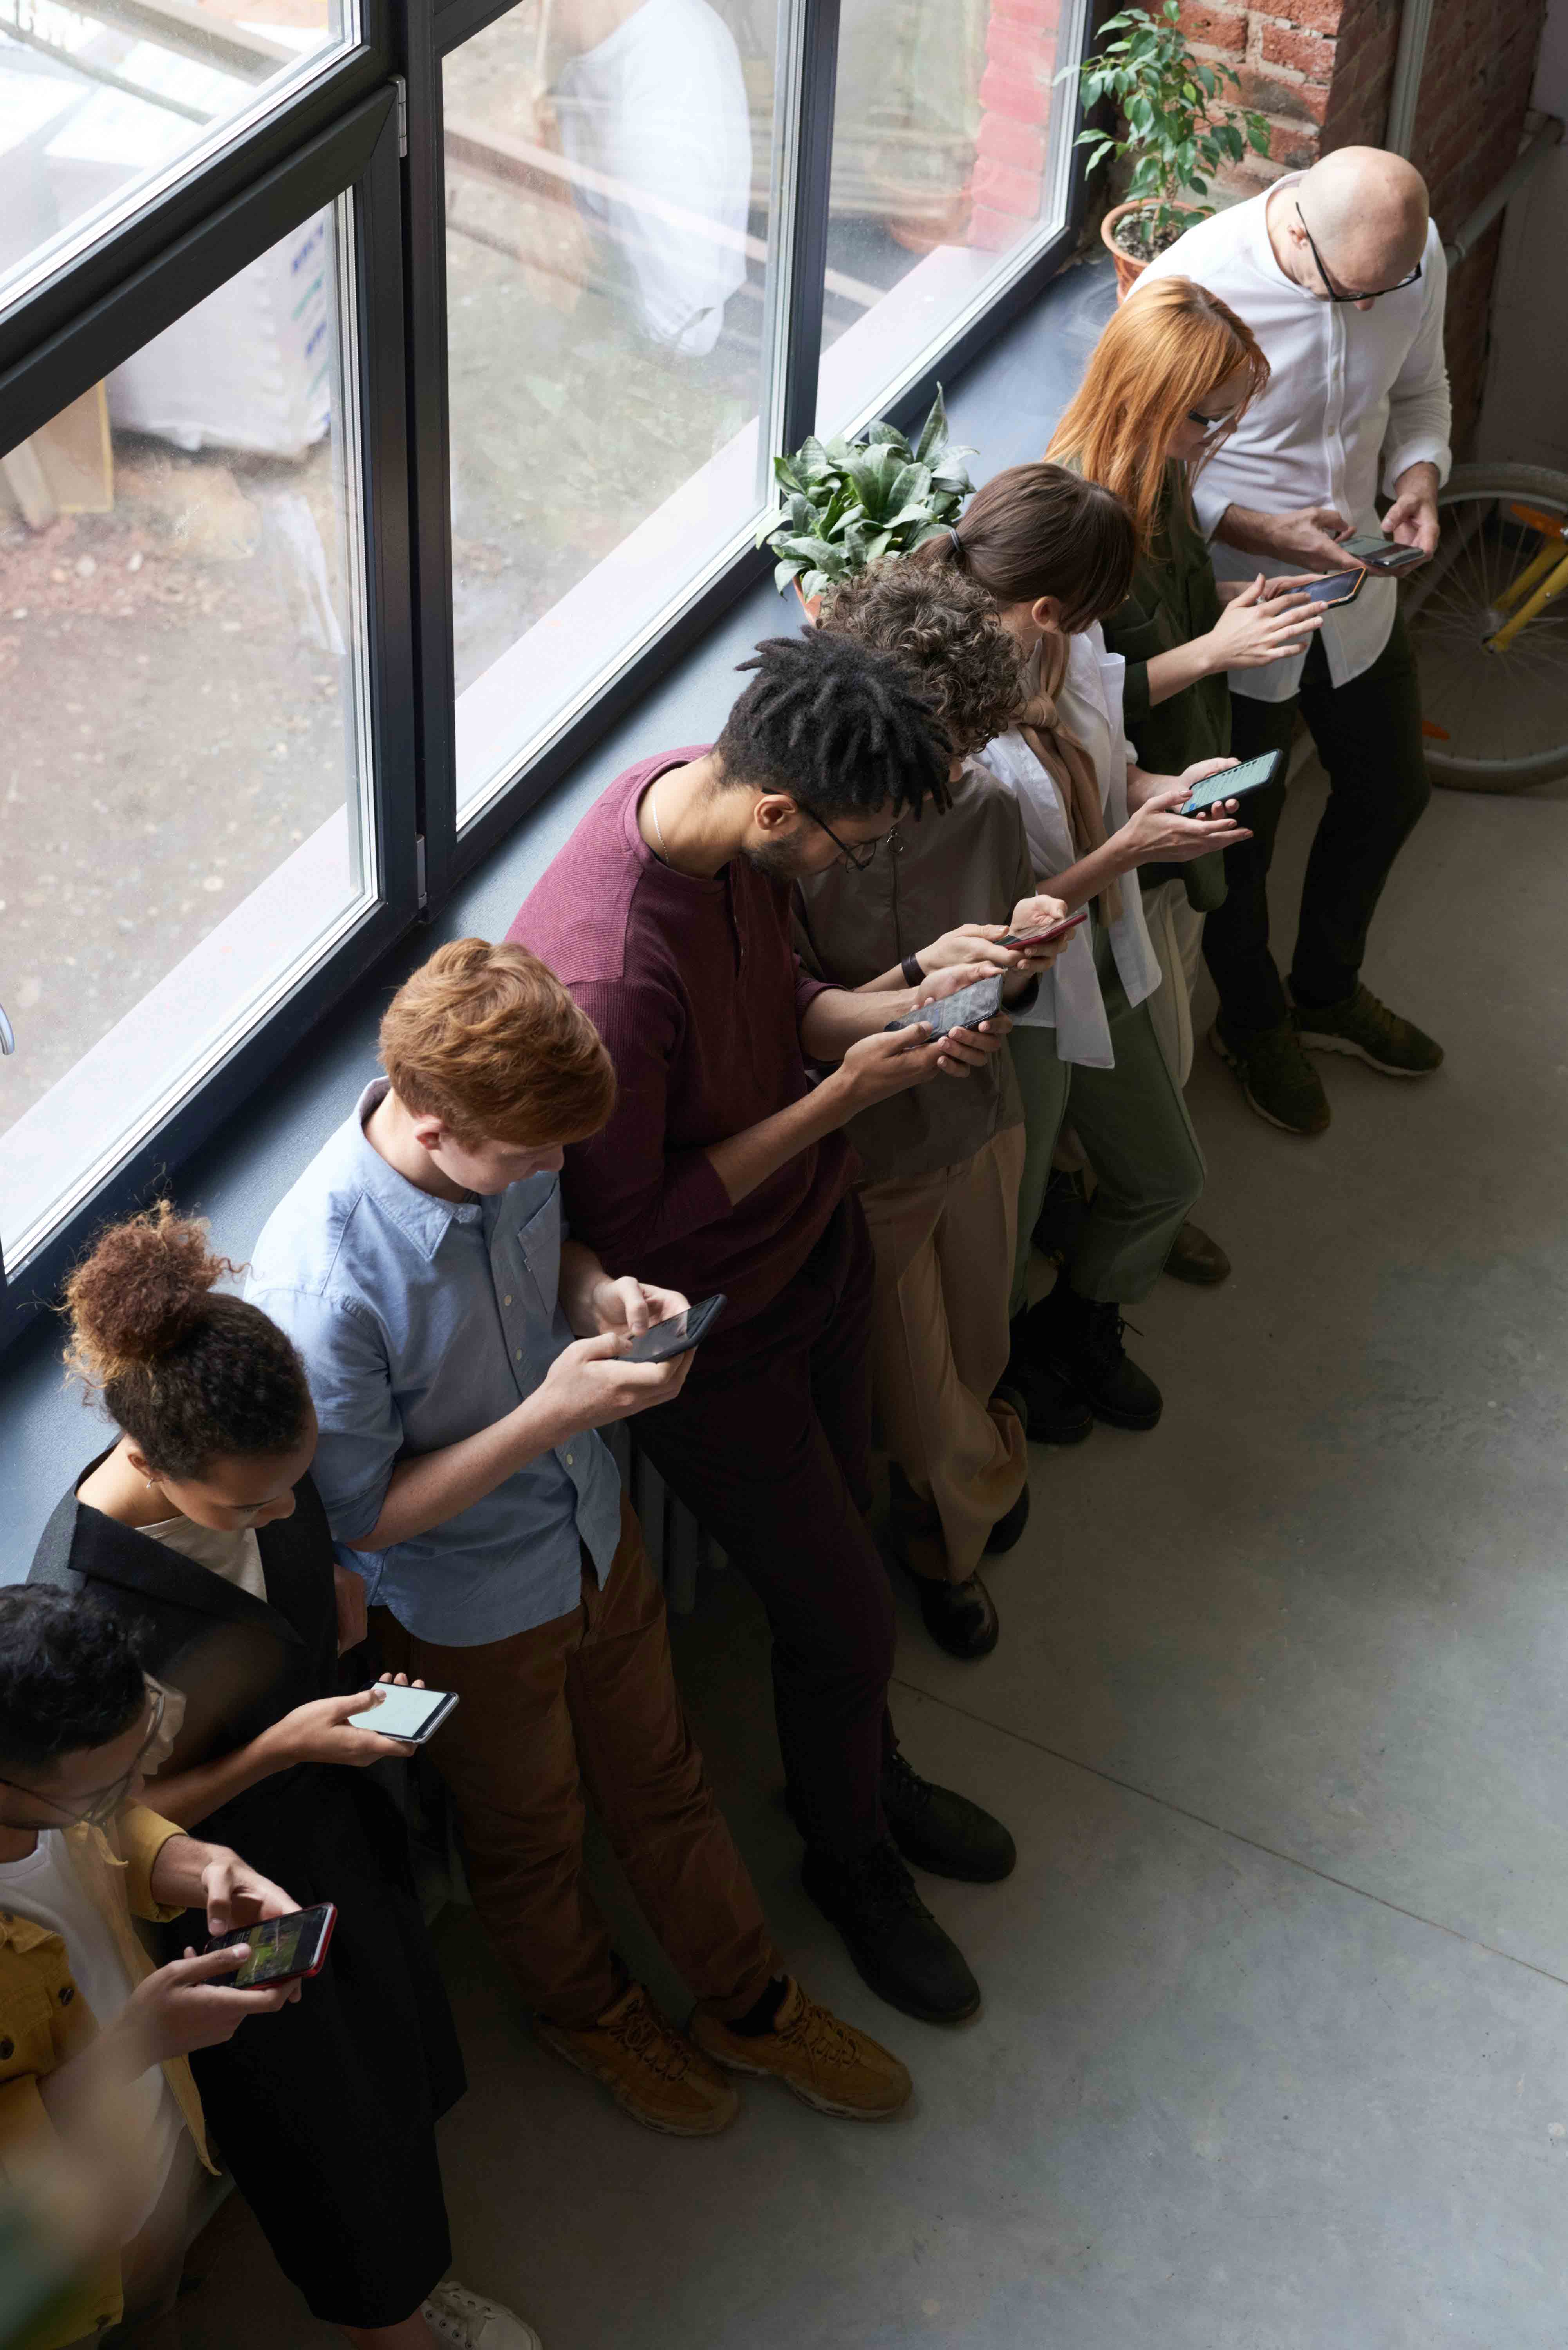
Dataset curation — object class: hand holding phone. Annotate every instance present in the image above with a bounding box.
[343,1683,461,1744]
[1337,529,1428,573]
[885,971,1005,1038]
[997,910,1087,951]
[1181,747,1284,815]
[204,1904,338,1988]
[621,1294,728,1364]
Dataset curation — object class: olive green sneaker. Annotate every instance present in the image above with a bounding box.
[1209,1020,1331,1136]
[1291,984,1443,1076]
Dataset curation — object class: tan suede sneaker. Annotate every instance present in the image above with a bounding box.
[689,1978,913,2121]
[536,1981,740,2136]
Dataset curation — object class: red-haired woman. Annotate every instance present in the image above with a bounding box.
[1049,275,1325,1246]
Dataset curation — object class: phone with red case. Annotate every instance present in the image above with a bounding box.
[206,1904,338,1987]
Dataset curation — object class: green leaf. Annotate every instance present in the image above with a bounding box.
[773,554,803,592]
[863,420,911,455]
[914,387,950,464]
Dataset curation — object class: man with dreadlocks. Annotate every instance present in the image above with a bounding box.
[512,627,1018,2026]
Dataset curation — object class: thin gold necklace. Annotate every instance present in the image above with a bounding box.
[650,781,669,860]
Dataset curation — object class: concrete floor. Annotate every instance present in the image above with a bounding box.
[139,754,1568,2347]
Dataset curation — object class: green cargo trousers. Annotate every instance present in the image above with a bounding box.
[1009,922,1205,1316]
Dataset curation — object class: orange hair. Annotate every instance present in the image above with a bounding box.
[380,938,616,1148]
[1046,276,1269,555]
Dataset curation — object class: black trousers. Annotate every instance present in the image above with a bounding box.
[164,1770,464,2329]
[1203,608,1431,1044]
[632,1196,899,1866]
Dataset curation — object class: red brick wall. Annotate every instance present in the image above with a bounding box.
[1172,0,1549,446]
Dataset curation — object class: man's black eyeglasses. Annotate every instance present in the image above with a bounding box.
[1296,205,1423,304]
[0,1681,167,1831]
[802,807,898,872]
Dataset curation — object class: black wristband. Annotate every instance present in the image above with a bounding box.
[901,953,925,988]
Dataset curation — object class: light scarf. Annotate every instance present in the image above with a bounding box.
[1016,635,1123,926]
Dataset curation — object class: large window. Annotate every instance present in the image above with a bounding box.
[0,0,1088,1343]
[0,203,375,1266]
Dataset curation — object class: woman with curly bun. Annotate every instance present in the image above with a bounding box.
[29,1204,544,2350]
[798,558,1075,1663]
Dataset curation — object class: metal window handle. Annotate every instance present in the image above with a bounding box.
[0,1004,13,1054]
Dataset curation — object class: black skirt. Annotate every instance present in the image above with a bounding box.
[159,1765,465,2328]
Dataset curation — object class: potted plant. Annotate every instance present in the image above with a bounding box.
[758,387,977,618]
[1061,0,1271,298]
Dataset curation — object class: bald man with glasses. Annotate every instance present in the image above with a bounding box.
[1137,147,1450,1137]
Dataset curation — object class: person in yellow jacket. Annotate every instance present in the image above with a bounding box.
[0,1586,298,2349]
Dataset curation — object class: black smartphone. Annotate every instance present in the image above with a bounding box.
[206,1904,338,1987]
[1181,748,1284,817]
[885,971,1006,1038]
[997,910,1089,950]
[623,1294,728,1364]
[343,1685,461,1743]
[1337,530,1427,573]
[1294,568,1366,608]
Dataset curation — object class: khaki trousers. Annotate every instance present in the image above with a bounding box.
[859,1128,1028,1583]
[373,1495,779,2028]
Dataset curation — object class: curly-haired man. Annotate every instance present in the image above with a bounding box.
[511,625,1031,2026]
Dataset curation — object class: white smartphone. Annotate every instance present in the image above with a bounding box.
[345,1685,460,1743]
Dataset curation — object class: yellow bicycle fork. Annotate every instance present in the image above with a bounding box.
[1485,503,1568,651]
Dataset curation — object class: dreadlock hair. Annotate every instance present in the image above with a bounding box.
[62,1201,312,1482]
[715,625,952,822]
[0,1588,147,1775]
[821,557,1026,757]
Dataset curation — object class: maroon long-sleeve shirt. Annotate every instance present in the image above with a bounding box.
[509,748,853,1331]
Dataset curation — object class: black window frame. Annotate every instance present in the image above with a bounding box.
[0,0,1093,1353]
[0,89,419,1350]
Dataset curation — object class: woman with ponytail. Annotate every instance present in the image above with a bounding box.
[30,1205,543,2350]
[936,463,1248,1439]
[1047,278,1324,1277]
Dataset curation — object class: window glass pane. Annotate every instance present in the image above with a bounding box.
[0,198,375,1268]
[0,0,353,310]
[818,0,1078,432]
[444,0,783,821]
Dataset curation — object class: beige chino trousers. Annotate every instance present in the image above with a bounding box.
[859,1127,1028,1584]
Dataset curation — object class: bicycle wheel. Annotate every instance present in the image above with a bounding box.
[1404,461,1568,791]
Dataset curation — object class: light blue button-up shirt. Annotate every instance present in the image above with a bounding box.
[246,1081,623,1645]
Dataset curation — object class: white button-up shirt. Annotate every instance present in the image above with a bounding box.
[972,627,1161,1069]
[1137,174,1451,701]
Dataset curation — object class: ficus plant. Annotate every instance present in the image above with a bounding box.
[758,387,977,606]
[1061,0,1272,260]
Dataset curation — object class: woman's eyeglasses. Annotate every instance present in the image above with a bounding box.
[0,1679,168,1831]
[1185,409,1237,448]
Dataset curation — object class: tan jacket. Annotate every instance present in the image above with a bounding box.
[0,1804,213,2347]
[794,765,1033,1187]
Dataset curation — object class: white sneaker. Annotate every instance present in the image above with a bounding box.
[422,2278,544,2350]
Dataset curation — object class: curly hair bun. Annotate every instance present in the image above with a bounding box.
[64,1203,237,1385]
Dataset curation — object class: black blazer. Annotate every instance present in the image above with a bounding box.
[29,1455,341,1792]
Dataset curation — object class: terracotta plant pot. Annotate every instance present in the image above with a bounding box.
[794,580,822,625]
[1101,199,1161,300]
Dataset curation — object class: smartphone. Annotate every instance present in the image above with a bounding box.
[997,910,1089,951]
[1181,747,1284,817]
[1295,568,1366,608]
[344,1685,461,1743]
[885,970,1006,1038]
[206,1903,337,1987]
[622,1294,728,1364]
[1337,530,1427,572]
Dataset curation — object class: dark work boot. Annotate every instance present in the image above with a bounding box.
[1030,1283,1162,1432]
[800,1840,981,2025]
[1004,1314,1094,1446]
[881,1750,1017,1882]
